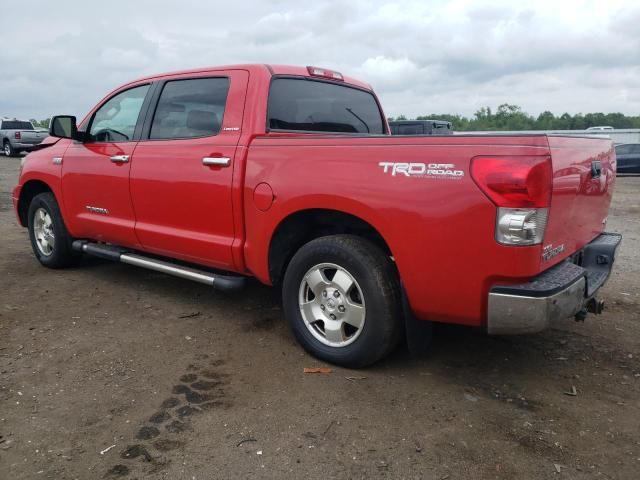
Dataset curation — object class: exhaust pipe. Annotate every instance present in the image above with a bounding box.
[575,297,605,322]
[587,297,605,315]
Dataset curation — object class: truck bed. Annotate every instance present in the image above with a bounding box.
[244,133,615,326]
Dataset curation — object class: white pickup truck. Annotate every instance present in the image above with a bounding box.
[1,118,49,156]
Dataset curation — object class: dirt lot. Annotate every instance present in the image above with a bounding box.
[0,155,638,480]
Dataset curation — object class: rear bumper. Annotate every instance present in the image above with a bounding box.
[487,232,622,335]
[11,142,38,151]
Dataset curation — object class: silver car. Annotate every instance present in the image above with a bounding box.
[1,118,48,156]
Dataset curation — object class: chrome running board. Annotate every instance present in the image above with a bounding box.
[71,240,245,291]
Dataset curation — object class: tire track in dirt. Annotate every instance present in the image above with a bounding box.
[104,355,232,478]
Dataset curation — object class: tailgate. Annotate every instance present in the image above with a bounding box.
[542,135,616,267]
[20,130,48,144]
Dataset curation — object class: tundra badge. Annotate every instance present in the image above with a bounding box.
[85,206,109,215]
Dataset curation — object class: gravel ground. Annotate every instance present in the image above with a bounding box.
[0,154,638,479]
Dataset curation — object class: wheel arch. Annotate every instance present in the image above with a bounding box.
[17,180,54,227]
[267,208,394,287]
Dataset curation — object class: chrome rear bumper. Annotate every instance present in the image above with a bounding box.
[487,232,622,335]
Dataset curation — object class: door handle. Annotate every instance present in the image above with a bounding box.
[110,155,130,163]
[202,157,231,167]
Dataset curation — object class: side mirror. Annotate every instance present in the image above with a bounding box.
[49,115,79,140]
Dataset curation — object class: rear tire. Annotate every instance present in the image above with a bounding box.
[27,192,77,268]
[4,140,16,157]
[282,235,401,368]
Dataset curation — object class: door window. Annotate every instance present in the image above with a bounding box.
[88,85,150,142]
[149,78,230,140]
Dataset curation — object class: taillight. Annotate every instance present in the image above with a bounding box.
[471,156,552,208]
[306,66,344,81]
[15,131,21,140]
[471,156,552,246]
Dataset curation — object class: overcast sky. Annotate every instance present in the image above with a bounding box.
[1,0,639,121]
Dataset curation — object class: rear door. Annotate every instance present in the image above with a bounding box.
[129,71,249,269]
[61,83,152,246]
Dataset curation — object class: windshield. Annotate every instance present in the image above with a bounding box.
[268,78,384,134]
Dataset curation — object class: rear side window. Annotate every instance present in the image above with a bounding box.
[150,78,230,140]
[2,120,33,130]
[398,124,425,135]
[268,78,384,134]
[616,145,631,155]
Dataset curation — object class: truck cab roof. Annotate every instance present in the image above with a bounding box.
[127,64,373,92]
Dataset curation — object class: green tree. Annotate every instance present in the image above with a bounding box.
[29,118,50,128]
[535,111,555,130]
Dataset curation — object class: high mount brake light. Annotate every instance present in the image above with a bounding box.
[470,156,552,208]
[306,66,344,81]
[471,156,553,246]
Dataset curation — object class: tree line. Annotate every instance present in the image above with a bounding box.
[30,119,50,129]
[389,104,640,131]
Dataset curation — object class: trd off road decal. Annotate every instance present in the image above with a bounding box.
[379,162,464,179]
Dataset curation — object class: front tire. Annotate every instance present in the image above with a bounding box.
[282,235,401,368]
[27,192,76,268]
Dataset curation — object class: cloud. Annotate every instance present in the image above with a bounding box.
[0,0,638,120]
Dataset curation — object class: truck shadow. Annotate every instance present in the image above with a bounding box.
[76,255,636,380]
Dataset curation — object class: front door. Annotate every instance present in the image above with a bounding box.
[130,71,248,270]
[61,84,152,247]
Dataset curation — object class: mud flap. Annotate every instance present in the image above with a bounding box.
[402,289,433,357]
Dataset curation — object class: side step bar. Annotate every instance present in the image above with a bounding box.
[71,240,246,292]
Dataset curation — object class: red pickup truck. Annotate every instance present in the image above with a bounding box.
[13,64,621,367]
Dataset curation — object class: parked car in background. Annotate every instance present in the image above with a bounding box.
[586,126,614,132]
[389,119,453,135]
[1,118,49,156]
[615,143,640,174]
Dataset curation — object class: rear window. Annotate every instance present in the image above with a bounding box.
[2,120,33,130]
[268,78,384,134]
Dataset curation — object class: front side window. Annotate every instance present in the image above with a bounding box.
[88,85,150,142]
[268,78,385,134]
[149,78,230,140]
